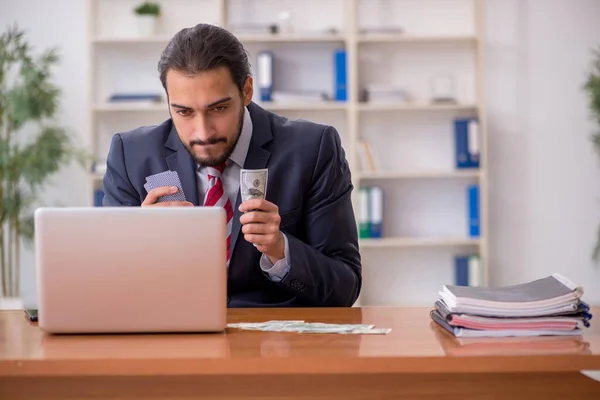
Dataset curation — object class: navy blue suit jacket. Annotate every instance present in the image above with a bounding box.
[102,102,362,307]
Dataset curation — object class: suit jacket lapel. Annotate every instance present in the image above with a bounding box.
[230,102,273,260]
[165,123,200,206]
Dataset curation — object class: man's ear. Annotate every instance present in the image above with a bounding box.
[243,76,254,106]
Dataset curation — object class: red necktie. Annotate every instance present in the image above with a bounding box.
[203,164,233,262]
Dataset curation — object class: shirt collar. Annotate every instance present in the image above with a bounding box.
[228,106,252,168]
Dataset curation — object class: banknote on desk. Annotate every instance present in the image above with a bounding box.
[227,320,391,334]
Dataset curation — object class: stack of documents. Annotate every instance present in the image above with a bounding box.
[431,273,592,338]
[433,329,592,356]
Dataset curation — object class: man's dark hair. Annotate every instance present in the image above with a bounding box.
[158,23,251,93]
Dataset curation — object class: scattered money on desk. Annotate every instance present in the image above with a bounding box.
[227,320,392,334]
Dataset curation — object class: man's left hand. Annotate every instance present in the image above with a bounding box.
[239,199,285,264]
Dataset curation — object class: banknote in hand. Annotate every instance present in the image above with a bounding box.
[240,168,268,247]
[240,168,268,202]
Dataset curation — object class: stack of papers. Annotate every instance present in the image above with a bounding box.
[430,273,593,338]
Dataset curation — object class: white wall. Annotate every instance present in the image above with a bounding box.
[484,0,600,305]
[0,0,90,308]
[2,0,600,307]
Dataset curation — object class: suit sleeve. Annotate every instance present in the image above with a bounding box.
[102,133,142,206]
[277,126,362,307]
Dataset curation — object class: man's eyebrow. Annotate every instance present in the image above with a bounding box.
[205,97,232,108]
[169,97,232,110]
[170,103,192,110]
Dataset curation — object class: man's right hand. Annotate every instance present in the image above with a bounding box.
[142,186,194,207]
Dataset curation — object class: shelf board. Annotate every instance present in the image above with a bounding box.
[359,170,480,180]
[93,34,475,45]
[94,102,347,113]
[360,237,481,248]
[255,101,348,111]
[358,102,478,112]
[94,103,167,112]
[234,33,346,43]
[92,36,171,44]
[357,34,477,44]
[93,33,346,45]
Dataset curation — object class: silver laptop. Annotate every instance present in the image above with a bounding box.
[34,206,227,334]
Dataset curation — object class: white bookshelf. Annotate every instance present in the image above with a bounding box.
[94,103,167,112]
[235,34,347,43]
[88,0,488,307]
[93,101,347,112]
[360,237,481,249]
[255,101,348,111]
[92,34,347,44]
[357,102,478,112]
[356,34,477,44]
[91,36,173,44]
[359,170,481,180]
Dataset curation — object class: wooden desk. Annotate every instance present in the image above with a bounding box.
[1,307,600,399]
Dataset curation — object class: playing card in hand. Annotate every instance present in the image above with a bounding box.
[144,170,187,203]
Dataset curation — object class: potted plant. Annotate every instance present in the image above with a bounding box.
[0,26,88,304]
[134,2,161,37]
[585,46,600,261]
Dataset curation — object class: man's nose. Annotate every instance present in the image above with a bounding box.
[192,117,211,140]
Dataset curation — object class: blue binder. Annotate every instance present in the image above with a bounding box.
[358,187,370,238]
[257,51,273,102]
[454,118,480,169]
[454,255,470,286]
[467,184,480,237]
[94,189,104,207]
[334,49,347,102]
[368,186,383,238]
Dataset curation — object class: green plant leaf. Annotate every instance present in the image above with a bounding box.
[2,185,35,228]
[134,2,161,16]
[586,45,600,263]
[584,47,600,126]
[16,125,76,188]
[1,25,89,274]
[19,215,34,246]
[5,49,60,131]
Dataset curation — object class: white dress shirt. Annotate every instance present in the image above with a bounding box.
[195,106,290,281]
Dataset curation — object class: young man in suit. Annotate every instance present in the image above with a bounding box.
[102,23,361,308]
